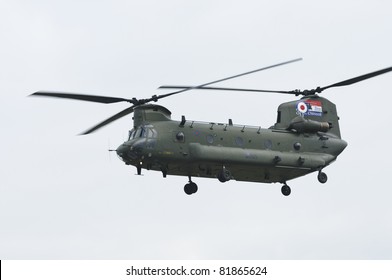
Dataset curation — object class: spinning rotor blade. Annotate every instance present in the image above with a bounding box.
[31,91,137,104]
[31,58,302,134]
[292,65,392,95]
[156,58,302,99]
[80,106,135,135]
[160,65,392,96]
[31,91,138,134]
[318,66,392,92]
[159,85,294,94]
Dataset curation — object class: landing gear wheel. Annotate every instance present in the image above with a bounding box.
[218,168,231,183]
[184,182,198,195]
[318,171,328,184]
[281,184,291,196]
[184,184,192,195]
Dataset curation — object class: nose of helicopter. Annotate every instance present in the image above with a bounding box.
[116,143,129,159]
[116,140,145,162]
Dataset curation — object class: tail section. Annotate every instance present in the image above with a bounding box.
[274,95,341,138]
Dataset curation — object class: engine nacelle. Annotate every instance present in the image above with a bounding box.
[288,116,330,133]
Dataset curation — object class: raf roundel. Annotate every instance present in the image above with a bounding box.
[297,101,308,114]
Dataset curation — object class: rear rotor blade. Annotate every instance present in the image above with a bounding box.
[319,66,392,92]
[80,106,135,135]
[170,65,392,97]
[159,85,294,94]
[31,91,137,104]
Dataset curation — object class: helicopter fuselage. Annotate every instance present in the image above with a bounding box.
[116,102,347,185]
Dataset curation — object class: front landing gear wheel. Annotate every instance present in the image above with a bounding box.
[281,184,291,196]
[184,182,198,195]
[318,171,328,184]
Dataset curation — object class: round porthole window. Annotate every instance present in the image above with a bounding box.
[235,136,244,147]
[206,134,214,144]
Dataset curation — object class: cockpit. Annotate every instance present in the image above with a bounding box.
[117,125,158,164]
[128,125,158,140]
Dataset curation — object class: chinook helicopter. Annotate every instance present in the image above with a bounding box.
[31,59,392,196]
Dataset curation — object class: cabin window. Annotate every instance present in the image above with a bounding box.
[235,136,244,147]
[206,134,214,144]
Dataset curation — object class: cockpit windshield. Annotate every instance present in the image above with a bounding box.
[128,125,157,140]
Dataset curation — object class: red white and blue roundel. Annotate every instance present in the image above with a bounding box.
[297,101,308,114]
[296,99,323,117]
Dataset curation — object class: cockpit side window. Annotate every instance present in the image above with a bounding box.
[140,127,147,138]
[128,129,136,140]
[147,128,158,138]
[134,127,144,138]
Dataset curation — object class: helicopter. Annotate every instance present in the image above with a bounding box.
[30,59,392,196]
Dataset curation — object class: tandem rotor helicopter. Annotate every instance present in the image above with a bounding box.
[31,58,392,196]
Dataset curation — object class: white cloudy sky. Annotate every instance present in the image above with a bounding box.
[1,0,392,259]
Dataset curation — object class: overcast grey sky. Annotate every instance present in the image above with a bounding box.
[1,0,392,259]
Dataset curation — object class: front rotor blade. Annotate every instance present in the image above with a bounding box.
[31,91,136,104]
[320,66,392,92]
[155,58,302,100]
[80,106,135,135]
[159,85,294,94]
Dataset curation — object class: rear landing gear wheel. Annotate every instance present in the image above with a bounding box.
[184,182,198,195]
[318,171,328,184]
[281,184,291,196]
[218,168,231,183]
